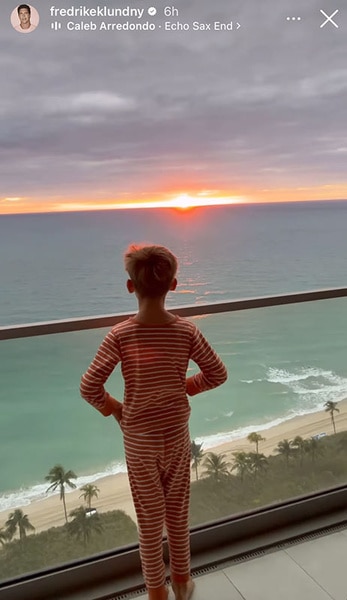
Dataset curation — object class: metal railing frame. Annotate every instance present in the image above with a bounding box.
[1,287,347,340]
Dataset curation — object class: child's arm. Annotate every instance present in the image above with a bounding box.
[186,326,227,396]
[80,331,122,418]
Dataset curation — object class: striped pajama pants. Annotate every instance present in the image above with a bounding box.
[123,423,191,598]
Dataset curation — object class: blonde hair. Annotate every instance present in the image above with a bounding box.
[124,244,178,298]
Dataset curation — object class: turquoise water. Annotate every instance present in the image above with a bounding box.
[1,202,347,509]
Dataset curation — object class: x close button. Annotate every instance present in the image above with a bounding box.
[320,9,339,28]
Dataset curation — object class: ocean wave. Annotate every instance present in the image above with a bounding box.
[290,385,345,396]
[266,366,347,409]
[194,415,293,450]
[195,292,228,301]
[0,461,127,514]
[199,290,228,296]
[193,402,336,451]
[183,281,210,287]
[267,366,343,385]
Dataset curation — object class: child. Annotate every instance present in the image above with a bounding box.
[80,244,228,600]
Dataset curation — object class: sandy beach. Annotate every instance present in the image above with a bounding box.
[1,400,346,534]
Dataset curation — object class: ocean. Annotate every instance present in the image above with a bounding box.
[1,201,347,511]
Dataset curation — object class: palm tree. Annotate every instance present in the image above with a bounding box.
[191,440,204,481]
[0,528,9,546]
[79,484,100,510]
[202,452,230,482]
[69,506,103,547]
[247,432,265,455]
[248,452,268,479]
[324,401,340,434]
[45,464,77,524]
[305,437,324,464]
[275,439,295,467]
[5,509,35,541]
[292,436,306,467]
[231,451,252,482]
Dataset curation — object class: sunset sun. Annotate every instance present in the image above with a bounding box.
[172,194,194,210]
[163,193,246,211]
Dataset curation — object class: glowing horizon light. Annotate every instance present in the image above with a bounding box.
[165,194,246,210]
[170,194,194,210]
[49,194,247,213]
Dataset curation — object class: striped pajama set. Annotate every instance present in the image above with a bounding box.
[80,315,227,599]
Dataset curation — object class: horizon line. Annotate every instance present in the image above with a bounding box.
[1,197,347,216]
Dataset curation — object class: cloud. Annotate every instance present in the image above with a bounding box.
[40,91,136,118]
[0,0,346,206]
[0,197,23,204]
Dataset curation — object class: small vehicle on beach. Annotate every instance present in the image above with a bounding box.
[312,432,326,440]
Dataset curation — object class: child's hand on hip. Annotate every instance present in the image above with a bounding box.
[112,405,123,424]
[106,394,123,423]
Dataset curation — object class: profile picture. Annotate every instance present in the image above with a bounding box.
[11,4,39,33]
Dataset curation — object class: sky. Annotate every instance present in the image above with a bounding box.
[1,0,347,214]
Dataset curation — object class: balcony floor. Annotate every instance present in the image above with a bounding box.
[137,527,347,600]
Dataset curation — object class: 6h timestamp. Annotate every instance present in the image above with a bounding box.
[164,6,179,17]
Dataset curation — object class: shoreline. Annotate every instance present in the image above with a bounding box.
[1,400,346,534]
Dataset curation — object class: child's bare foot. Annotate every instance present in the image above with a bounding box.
[147,586,169,600]
[172,579,195,600]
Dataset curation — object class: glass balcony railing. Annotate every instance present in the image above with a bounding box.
[0,288,347,597]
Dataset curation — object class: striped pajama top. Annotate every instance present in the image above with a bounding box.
[80,315,228,434]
